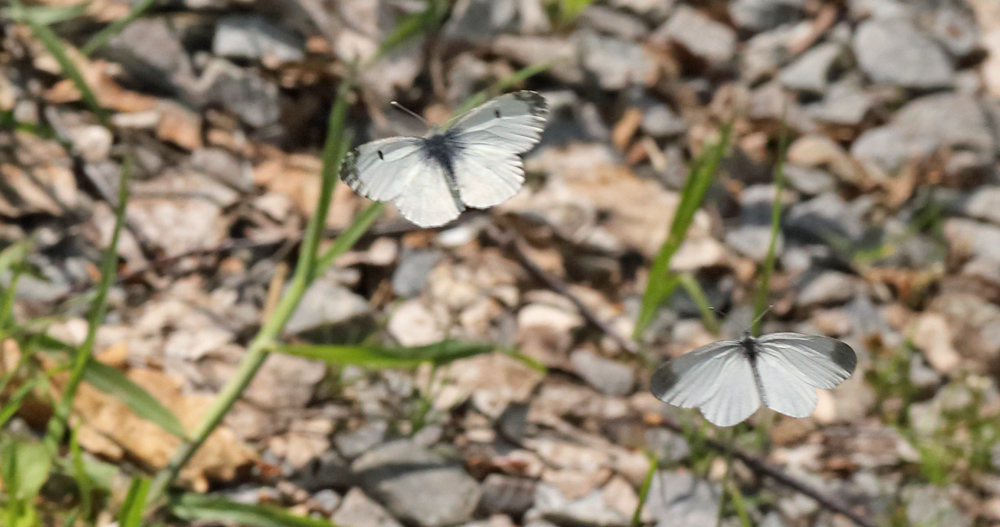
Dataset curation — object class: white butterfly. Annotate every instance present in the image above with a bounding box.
[651,333,857,427]
[341,91,549,228]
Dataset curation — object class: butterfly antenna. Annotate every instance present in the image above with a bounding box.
[748,305,774,334]
[390,101,428,128]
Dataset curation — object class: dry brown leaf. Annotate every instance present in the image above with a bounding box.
[612,107,643,151]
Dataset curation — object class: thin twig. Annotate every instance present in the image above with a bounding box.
[487,226,641,355]
[488,226,875,527]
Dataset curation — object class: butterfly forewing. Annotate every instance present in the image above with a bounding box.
[342,138,424,201]
[650,341,741,409]
[756,333,857,389]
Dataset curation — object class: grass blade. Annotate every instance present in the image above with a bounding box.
[634,123,733,339]
[631,451,658,527]
[751,125,790,336]
[83,360,187,438]
[70,428,94,524]
[316,201,386,270]
[81,0,158,56]
[274,340,496,369]
[0,378,38,429]
[44,159,128,452]
[119,477,152,527]
[372,0,446,62]
[678,272,721,336]
[13,0,108,126]
[2,3,88,26]
[169,493,341,527]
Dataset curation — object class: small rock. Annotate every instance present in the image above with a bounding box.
[797,271,858,308]
[910,313,960,374]
[928,9,980,60]
[333,488,405,527]
[784,166,836,196]
[610,0,673,25]
[730,0,806,32]
[392,249,442,298]
[285,279,374,342]
[654,5,736,67]
[352,440,482,527]
[336,420,389,459]
[388,300,445,346]
[214,15,305,63]
[759,511,788,527]
[312,489,342,515]
[294,451,352,491]
[492,36,584,85]
[479,474,537,517]
[103,17,195,94]
[852,18,954,89]
[578,32,653,90]
[644,471,720,527]
[960,186,1000,225]
[903,485,971,527]
[807,79,877,127]
[445,0,518,44]
[644,428,690,464]
[785,193,868,245]
[530,483,632,527]
[741,23,809,82]
[639,103,686,138]
[943,218,1000,264]
[201,60,281,128]
[570,348,635,396]
[578,5,650,40]
[778,42,844,94]
[726,225,778,261]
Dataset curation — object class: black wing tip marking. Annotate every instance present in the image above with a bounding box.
[649,362,680,401]
[832,340,858,375]
[512,90,550,120]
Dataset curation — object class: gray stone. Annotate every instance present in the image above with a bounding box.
[759,512,788,527]
[479,474,536,517]
[961,186,1000,225]
[352,440,482,527]
[807,79,877,126]
[570,348,635,396]
[333,488,405,527]
[730,0,806,32]
[213,15,305,63]
[644,428,690,464]
[445,0,518,44]
[785,193,868,245]
[610,0,673,25]
[578,31,653,90]
[740,23,804,83]
[312,489,342,515]
[928,9,980,60]
[797,271,859,308]
[202,61,281,128]
[645,471,720,527]
[640,103,686,138]
[784,165,836,196]
[903,485,970,527]
[392,250,442,298]
[336,420,388,459]
[294,451,353,491]
[103,18,195,95]
[531,484,631,527]
[848,0,911,19]
[943,218,1000,264]
[778,42,844,94]
[654,6,736,67]
[852,18,953,89]
[726,225,780,261]
[578,5,650,40]
[285,279,374,342]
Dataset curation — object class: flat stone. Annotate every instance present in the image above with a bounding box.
[570,348,635,396]
[730,0,807,32]
[335,420,388,459]
[852,18,954,89]
[578,31,654,90]
[903,485,971,527]
[654,5,736,67]
[213,15,305,63]
[479,474,536,517]
[778,42,844,94]
[784,165,836,196]
[797,271,859,307]
[392,249,442,298]
[645,471,720,527]
[200,60,281,128]
[352,440,482,527]
[104,17,195,94]
[285,279,374,342]
[333,488,405,527]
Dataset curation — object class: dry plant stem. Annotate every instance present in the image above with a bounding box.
[489,227,641,355]
[660,418,876,527]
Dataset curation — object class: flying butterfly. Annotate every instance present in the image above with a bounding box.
[341,91,549,228]
[650,333,858,427]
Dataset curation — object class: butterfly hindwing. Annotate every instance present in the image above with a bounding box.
[392,159,465,228]
[753,349,819,418]
[698,351,761,427]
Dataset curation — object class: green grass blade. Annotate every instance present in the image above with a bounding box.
[169,493,341,527]
[81,0,158,56]
[372,0,446,61]
[13,0,108,126]
[751,126,790,336]
[727,482,753,527]
[2,3,88,26]
[678,272,721,336]
[631,451,658,527]
[83,361,187,438]
[274,340,496,369]
[0,379,38,429]
[70,428,94,524]
[316,201,386,271]
[634,123,733,339]
[44,159,128,451]
[118,477,152,527]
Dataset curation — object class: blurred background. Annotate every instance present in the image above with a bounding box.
[2,0,1000,526]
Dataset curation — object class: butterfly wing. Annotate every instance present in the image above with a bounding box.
[343,137,463,228]
[342,137,424,202]
[756,333,857,389]
[449,91,548,208]
[697,351,761,427]
[651,341,743,409]
[753,350,819,418]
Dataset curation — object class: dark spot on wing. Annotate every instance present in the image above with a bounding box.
[831,340,858,374]
[649,362,680,400]
[377,150,384,160]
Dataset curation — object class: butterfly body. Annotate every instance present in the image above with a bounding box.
[342,91,549,228]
